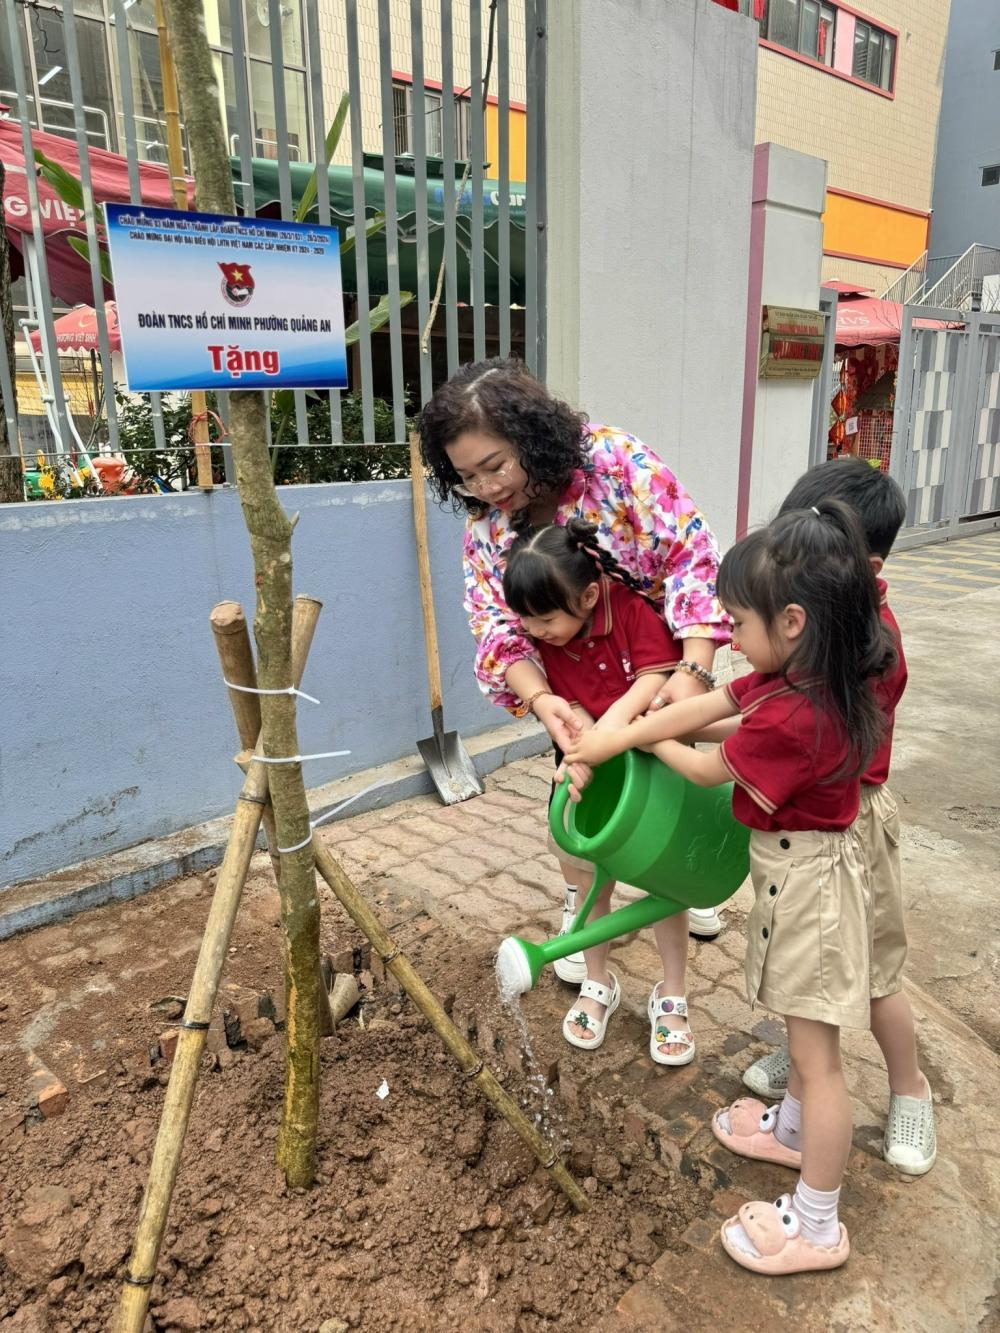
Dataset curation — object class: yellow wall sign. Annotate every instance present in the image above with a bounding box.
[759,305,825,380]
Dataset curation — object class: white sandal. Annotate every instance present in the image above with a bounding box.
[562,974,621,1051]
[648,987,696,1066]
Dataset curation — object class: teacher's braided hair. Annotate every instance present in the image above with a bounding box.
[502,518,658,619]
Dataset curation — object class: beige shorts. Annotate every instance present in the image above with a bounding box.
[744,826,872,1030]
[858,783,907,998]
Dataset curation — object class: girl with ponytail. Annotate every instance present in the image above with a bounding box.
[565,499,896,1275]
[502,518,698,1065]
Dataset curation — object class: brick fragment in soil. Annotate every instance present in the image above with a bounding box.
[0,886,712,1332]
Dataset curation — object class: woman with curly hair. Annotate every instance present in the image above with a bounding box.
[418,359,731,1049]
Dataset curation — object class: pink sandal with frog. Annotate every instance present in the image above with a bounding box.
[711,1098,802,1168]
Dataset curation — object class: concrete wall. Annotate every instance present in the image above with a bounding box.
[545,0,758,550]
[0,484,501,888]
[743,144,827,532]
[930,0,1000,258]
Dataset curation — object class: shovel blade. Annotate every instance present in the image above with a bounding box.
[417,728,484,805]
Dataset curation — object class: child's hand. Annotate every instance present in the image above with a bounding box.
[564,728,629,769]
[554,760,593,803]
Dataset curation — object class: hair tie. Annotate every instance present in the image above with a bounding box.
[811,506,821,517]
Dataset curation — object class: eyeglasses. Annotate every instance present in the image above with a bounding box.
[452,455,519,498]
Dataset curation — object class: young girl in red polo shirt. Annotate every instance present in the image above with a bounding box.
[565,499,896,1276]
[502,518,697,1063]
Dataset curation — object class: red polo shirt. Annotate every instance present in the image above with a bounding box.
[720,672,860,832]
[863,579,907,787]
[535,579,681,720]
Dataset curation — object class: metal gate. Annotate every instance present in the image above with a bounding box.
[890,306,1000,546]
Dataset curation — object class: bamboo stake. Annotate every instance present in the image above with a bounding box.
[210,601,280,880]
[311,839,589,1213]
[155,0,213,492]
[115,597,321,1333]
[210,600,333,1037]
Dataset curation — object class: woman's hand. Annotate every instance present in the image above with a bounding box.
[532,693,581,754]
[653,670,711,708]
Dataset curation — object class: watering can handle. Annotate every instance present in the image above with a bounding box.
[548,772,590,861]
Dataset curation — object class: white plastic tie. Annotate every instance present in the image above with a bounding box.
[253,749,350,766]
[223,678,320,706]
[276,781,383,854]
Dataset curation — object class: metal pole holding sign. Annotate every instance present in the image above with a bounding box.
[156,0,214,491]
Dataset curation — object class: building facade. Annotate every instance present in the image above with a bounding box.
[930,0,1000,261]
[742,0,950,294]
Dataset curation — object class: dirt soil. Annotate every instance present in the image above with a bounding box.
[0,868,710,1332]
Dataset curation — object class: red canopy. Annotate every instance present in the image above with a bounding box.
[0,117,192,306]
[27,300,121,355]
[826,284,959,348]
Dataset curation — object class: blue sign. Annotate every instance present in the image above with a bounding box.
[104,204,348,391]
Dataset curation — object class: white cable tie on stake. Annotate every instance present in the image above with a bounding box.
[253,749,351,766]
[223,678,321,706]
[276,781,383,854]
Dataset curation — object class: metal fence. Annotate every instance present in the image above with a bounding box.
[890,306,1000,544]
[0,0,545,498]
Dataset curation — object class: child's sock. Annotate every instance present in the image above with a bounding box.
[792,1179,841,1248]
[774,1092,801,1150]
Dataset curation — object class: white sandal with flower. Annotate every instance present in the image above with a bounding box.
[648,986,696,1066]
[562,974,621,1051]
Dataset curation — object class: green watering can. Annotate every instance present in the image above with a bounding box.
[495,750,751,995]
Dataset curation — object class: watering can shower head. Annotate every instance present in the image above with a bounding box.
[496,936,542,998]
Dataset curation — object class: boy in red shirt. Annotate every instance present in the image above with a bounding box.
[742,458,935,1177]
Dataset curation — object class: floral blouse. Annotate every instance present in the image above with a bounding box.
[462,424,731,713]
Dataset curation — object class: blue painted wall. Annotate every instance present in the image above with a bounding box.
[0,482,502,887]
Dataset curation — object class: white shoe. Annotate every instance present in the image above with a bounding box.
[688,906,722,938]
[553,898,587,984]
[884,1085,936,1175]
[742,1047,791,1098]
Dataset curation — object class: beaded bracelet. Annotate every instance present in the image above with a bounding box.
[524,688,553,715]
[673,660,717,689]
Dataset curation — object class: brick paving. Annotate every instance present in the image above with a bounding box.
[886,527,1000,614]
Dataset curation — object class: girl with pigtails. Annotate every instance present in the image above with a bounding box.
[500,518,697,1061]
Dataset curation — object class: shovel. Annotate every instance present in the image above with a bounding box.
[409,433,485,804]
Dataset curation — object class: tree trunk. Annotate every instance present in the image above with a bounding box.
[160,0,321,1187]
[0,161,22,503]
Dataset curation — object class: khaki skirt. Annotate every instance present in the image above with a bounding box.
[744,826,872,1030]
[858,783,907,999]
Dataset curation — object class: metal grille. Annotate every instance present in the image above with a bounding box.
[0,0,544,499]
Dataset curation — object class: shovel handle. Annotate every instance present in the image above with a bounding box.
[409,433,443,713]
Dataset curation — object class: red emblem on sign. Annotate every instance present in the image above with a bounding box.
[219,262,255,307]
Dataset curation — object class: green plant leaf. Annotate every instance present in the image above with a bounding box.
[344,291,413,346]
[340,211,386,259]
[293,93,350,224]
[67,235,113,285]
[34,149,86,213]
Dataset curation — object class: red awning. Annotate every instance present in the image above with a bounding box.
[833,295,958,349]
[27,300,121,355]
[0,117,192,306]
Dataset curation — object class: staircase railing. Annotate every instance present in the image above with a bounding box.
[881,252,928,305]
[920,244,1000,311]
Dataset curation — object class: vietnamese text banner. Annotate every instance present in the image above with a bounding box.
[104,204,348,391]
